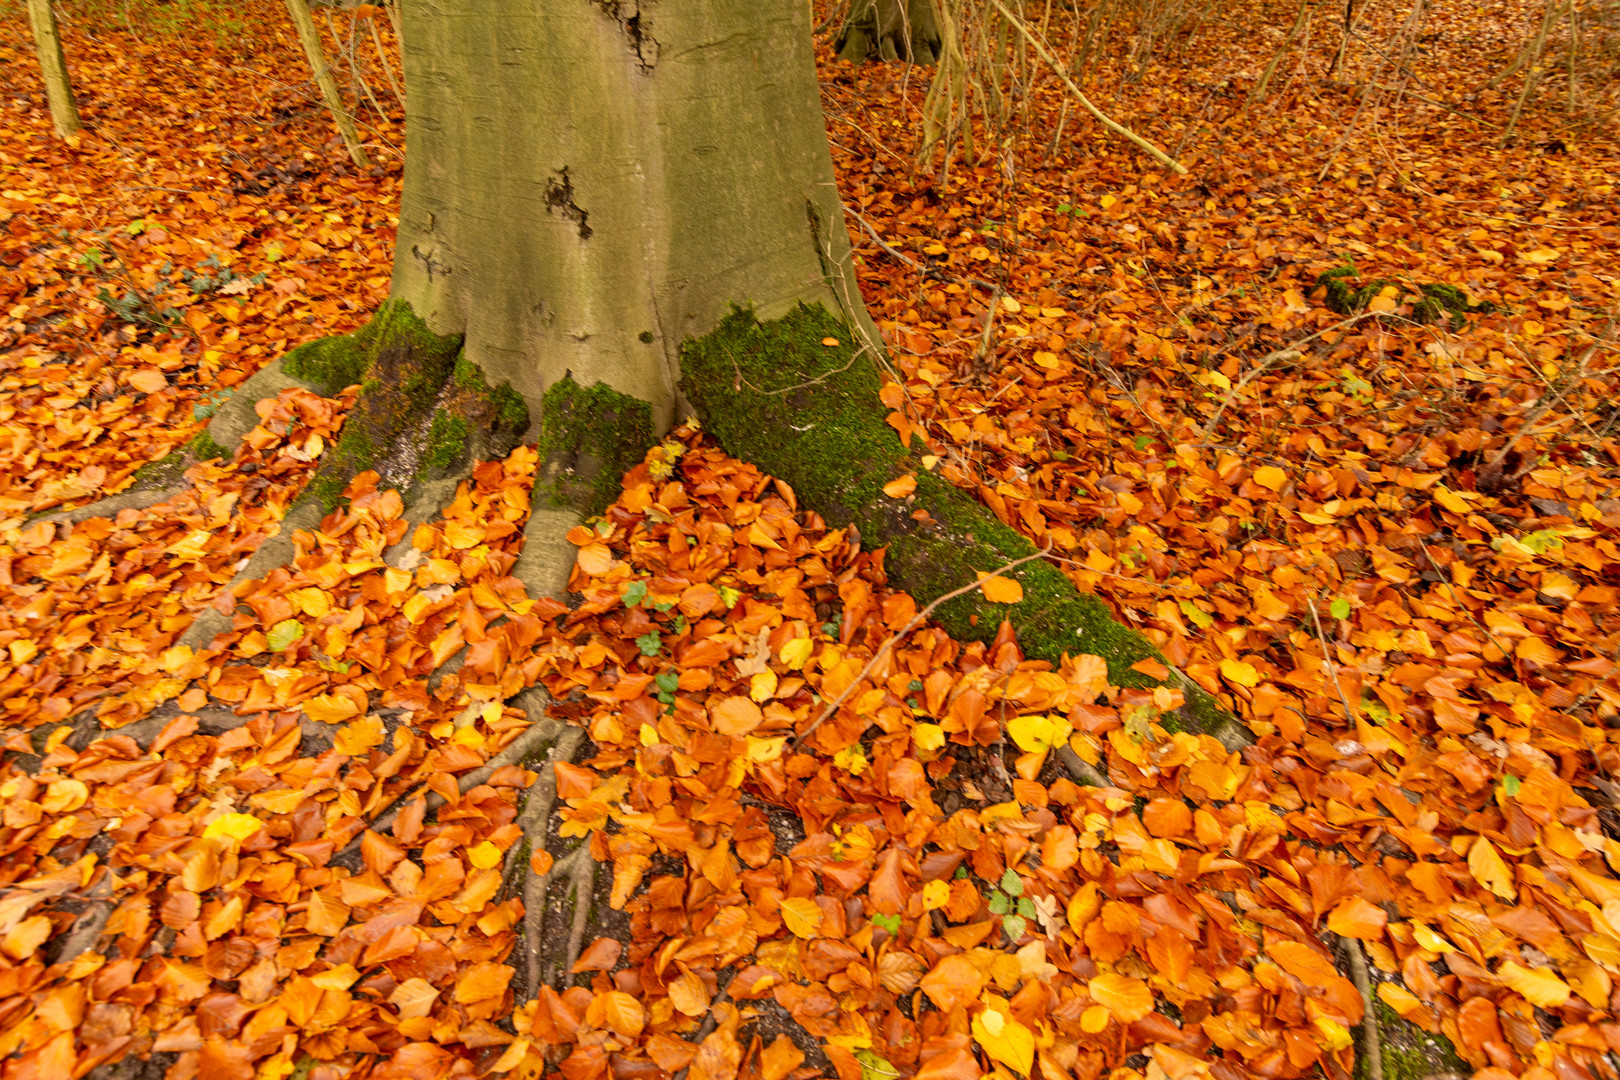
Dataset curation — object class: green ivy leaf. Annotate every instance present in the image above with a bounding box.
[636,632,662,657]
[623,580,647,607]
[871,912,901,934]
[655,672,679,694]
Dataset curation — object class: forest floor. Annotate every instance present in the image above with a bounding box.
[0,2,1618,1080]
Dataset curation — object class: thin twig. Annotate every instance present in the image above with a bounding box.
[843,203,920,268]
[1306,596,1357,725]
[984,0,1188,175]
[792,541,1054,751]
[670,973,736,1080]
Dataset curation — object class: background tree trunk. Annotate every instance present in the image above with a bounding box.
[389,0,875,432]
[835,0,944,64]
[26,0,80,138]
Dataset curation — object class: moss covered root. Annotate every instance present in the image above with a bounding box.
[1359,1000,1468,1080]
[290,299,529,512]
[535,374,654,517]
[681,304,1237,741]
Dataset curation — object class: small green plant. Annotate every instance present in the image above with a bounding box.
[654,671,678,712]
[635,632,662,656]
[986,868,1036,943]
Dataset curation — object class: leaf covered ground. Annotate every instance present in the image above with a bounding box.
[0,3,1618,1080]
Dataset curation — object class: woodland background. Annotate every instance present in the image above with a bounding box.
[0,3,1618,1080]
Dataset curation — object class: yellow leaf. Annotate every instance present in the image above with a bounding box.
[203,813,264,843]
[1219,658,1260,688]
[1468,836,1517,901]
[1007,714,1071,754]
[1080,1005,1111,1033]
[778,637,813,670]
[972,1002,1034,1075]
[750,670,778,703]
[468,842,502,870]
[979,573,1024,604]
[780,897,822,938]
[289,587,332,618]
[922,880,950,911]
[883,474,918,498]
[912,724,945,754]
[335,715,386,757]
[304,693,361,725]
[1521,247,1562,265]
[1314,1017,1353,1052]
[1499,961,1570,1008]
[1252,466,1287,492]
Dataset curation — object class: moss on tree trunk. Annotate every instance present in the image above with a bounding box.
[681,305,1244,744]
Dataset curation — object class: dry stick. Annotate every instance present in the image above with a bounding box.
[843,203,920,268]
[670,973,737,1080]
[1344,936,1384,1080]
[283,0,370,167]
[984,0,1189,175]
[367,13,405,109]
[337,706,558,855]
[1502,0,1564,144]
[1195,313,1372,445]
[792,542,1055,751]
[1305,596,1357,725]
[1481,316,1614,478]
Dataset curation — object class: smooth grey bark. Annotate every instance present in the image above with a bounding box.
[389,0,877,433]
[27,0,80,138]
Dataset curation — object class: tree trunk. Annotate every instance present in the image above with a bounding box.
[26,0,80,139]
[835,0,945,64]
[389,0,874,433]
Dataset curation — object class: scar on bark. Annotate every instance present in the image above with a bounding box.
[544,168,593,240]
[590,0,659,71]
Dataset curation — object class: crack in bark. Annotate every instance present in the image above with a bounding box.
[543,168,593,240]
[590,0,659,71]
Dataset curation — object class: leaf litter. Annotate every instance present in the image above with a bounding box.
[0,3,1618,1080]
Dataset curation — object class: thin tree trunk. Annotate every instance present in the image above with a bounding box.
[26,0,81,138]
[284,0,370,167]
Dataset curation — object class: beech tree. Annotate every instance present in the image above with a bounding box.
[53,0,1237,1004]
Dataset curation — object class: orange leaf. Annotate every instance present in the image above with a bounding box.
[1326,897,1388,940]
[920,954,984,1014]
[454,961,514,1004]
[883,474,918,498]
[978,573,1023,604]
[1088,973,1153,1023]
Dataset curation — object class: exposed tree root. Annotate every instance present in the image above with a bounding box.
[681,304,1249,746]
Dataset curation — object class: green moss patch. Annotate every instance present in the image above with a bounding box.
[536,374,654,517]
[1315,265,1493,328]
[1360,1000,1467,1080]
[680,305,1230,733]
[424,409,471,472]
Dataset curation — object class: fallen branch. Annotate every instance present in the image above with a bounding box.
[983,0,1188,176]
[1344,935,1384,1080]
